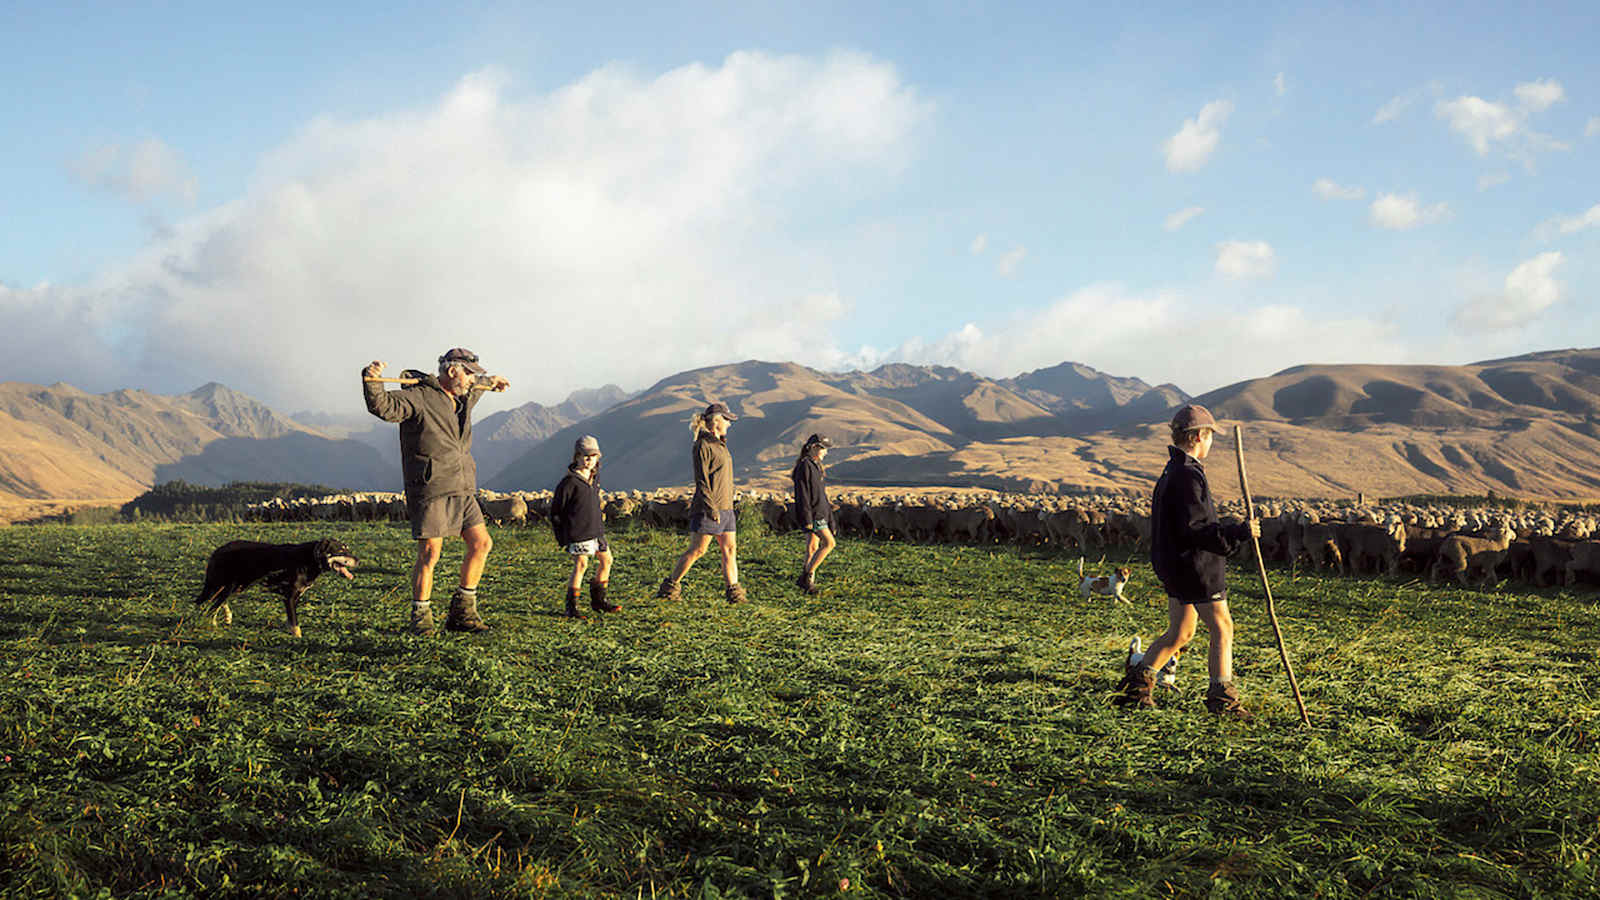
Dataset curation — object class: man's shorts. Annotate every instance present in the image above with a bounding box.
[803,520,830,534]
[408,493,486,540]
[689,509,737,535]
[565,536,610,556]
[1172,592,1227,607]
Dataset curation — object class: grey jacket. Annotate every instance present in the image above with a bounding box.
[363,370,484,501]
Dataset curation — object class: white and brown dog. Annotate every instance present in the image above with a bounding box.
[1125,636,1181,690]
[1078,558,1132,604]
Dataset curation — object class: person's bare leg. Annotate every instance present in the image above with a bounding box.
[459,524,493,590]
[594,549,613,584]
[1195,599,1235,683]
[412,538,443,604]
[1140,599,1198,673]
[669,534,713,583]
[568,554,589,593]
[806,527,836,576]
[717,532,739,586]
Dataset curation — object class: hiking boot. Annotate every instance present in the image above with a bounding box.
[1203,681,1252,719]
[1113,665,1156,709]
[408,603,435,636]
[563,587,587,620]
[796,571,818,595]
[726,583,748,605]
[445,590,491,633]
[655,578,681,601]
[589,581,621,613]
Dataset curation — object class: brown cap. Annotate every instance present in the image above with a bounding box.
[574,435,600,455]
[803,433,834,450]
[1170,404,1218,432]
[439,348,486,375]
[703,402,738,421]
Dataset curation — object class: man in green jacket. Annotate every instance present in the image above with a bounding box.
[363,348,509,635]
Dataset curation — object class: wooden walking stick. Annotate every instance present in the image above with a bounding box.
[363,376,503,391]
[1233,424,1310,725]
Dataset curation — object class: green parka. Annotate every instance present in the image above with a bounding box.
[363,370,484,501]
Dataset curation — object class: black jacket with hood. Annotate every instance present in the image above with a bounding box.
[1150,445,1249,603]
[551,469,605,545]
[791,455,830,528]
[363,369,484,501]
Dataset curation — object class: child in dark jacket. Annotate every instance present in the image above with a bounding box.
[1116,405,1258,716]
[551,435,621,618]
[791,434,835,594]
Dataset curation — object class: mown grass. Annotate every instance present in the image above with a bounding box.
[1,511,1597,898]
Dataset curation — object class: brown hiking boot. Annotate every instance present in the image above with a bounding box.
[1113,665,1156,709]
[408,603,435,636]
[796,571,819,595]
[726,583,748,605]
[445,590,490,633]
[655,578,681,601]
[589,581,621,613]
[1203,681,1252,719]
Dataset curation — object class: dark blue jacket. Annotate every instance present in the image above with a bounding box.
[551,470,605,545]
[1150,446,1247,602]
[791,456,830,528]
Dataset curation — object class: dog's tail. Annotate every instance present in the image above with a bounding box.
[1125,635,1142,672]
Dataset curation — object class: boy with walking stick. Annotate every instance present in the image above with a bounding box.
[1116,404,1259,717]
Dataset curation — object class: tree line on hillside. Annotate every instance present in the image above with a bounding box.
[116,481,339,523]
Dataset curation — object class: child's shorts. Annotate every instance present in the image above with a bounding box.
[565,537,609,556]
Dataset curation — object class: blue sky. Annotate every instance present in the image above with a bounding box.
[2,2,1596,413]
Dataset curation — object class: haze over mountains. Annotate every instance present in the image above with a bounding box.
[4,348,1599,520]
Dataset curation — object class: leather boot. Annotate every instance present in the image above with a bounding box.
[725,583,748,605]
[590,580,621,613]
[408,603,435,636]
[1113,665,1156,709]
[563,586,586,619]
[655,578,681,601]
[1203,681,1252,719]
[445,589,490,632]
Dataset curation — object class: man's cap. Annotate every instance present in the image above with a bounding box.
[803,433,834,450]
[703,402,738,421]
[575,435,601,455]
[439,348,486,375]
[1170,404,1219,432]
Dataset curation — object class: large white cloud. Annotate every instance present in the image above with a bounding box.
[1163,100,1233,172]
[1369,192,1448,230]
[2,52,932,410]
[1452,252,1565,332]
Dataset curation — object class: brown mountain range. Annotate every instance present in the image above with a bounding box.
[4,349,1599,522]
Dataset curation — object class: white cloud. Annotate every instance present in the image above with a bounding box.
[1535,203,1600,239]
[969,233,987,254]
[1163,100,1233,172]
[1215,240,1275,279]
[1477,172,1511,191]
[1372,94,1411,124]
[1274,73,1287,97]
[1313,178,1364,200]
[2,52,933,409]
[1436,81,1569,163]
[1163,206,1204,231]
[996,246,1026,277]
[841,283,1402,395]
[69,137,198,204]
[1513,79,1564,113]
[1452,252,1564,331]
[1369,192,1448,230]
[1587,117,1600,138]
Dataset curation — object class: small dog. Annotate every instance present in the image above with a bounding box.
[195,538,357,637]
[1125,636,1181,690]
[1079,558,1133,604]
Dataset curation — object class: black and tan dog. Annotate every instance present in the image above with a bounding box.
[195,538,357,637]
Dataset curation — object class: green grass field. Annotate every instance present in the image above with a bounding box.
[1,513,1597,898]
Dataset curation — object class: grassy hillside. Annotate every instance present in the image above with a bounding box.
[1,518,1596,897]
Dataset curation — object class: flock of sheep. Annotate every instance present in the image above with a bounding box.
[241,489,1600,590]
